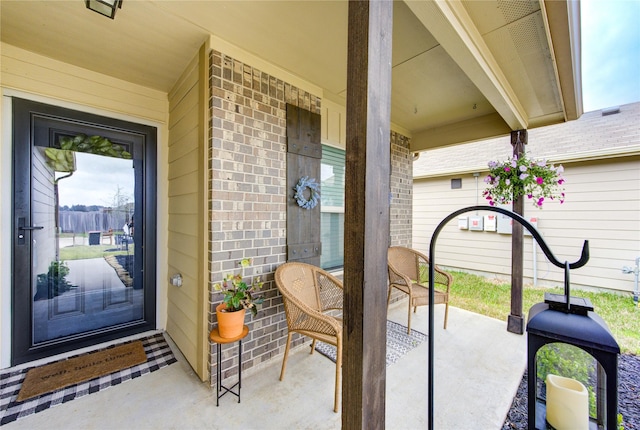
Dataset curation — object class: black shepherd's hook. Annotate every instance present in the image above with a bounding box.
[425,205,589,430]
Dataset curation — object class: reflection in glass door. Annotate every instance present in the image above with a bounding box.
[12,98,156,365]
[32,151,141,343]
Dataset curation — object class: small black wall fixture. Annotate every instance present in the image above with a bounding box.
[426,205,590,430]
[86,0,122,19]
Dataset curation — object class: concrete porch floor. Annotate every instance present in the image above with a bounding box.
[4,301,526,429]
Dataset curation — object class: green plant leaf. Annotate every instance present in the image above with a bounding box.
[57,134,132,160]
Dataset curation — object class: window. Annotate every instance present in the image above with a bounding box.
[320,145,345,269]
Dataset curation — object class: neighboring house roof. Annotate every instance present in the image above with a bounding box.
[414,102,640,179]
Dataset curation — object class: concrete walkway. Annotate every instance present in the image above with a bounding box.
[4,302,526,429]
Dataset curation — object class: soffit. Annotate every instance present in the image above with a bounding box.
[0,0,580,150]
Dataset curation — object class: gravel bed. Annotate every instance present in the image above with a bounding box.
[502,353,640,429]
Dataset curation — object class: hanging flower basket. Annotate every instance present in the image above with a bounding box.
[483,154,565,209]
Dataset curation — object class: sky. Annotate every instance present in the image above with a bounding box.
[58,152,134,208]
[581,0,640,112]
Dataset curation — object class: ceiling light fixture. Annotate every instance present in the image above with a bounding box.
[86,0,123,19]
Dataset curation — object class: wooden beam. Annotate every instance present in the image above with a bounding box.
[343,1,393,428]
[508,130,527,334]
[410,112,511,151]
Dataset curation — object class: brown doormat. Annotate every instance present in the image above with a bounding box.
[16,340,147,402]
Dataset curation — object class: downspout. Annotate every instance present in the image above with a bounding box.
[533,239,538,287]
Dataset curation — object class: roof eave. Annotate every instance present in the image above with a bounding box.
[543,0,584,122]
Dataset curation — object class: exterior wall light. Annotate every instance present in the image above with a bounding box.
[86,0,122,19]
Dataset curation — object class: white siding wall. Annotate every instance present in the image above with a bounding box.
[413,156,640,295]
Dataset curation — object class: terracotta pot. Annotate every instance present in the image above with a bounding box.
[216,302,246,338]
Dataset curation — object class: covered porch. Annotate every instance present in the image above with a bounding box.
[3,302,526,429]
[1,1,580,427]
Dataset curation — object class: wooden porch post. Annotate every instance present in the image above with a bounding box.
[508,129,527,334]
[343,1,393,428]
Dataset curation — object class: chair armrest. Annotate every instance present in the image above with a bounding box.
[316,270,344,312]
[282,296,342,337]
[415,251,453,292]
[433,266,453,293]
[387,261,413,290]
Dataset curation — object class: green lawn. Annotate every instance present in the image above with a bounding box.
[448,271,640,355]
[59,244,131,261]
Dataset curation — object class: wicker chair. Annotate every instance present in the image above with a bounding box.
[275,262,343,413]
[387,246,453,333]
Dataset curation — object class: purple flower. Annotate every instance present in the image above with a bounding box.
[536,177,544,185]
[488,160,498,168]
[558,179,565,185]
[504,167,511,172]
[505,179,511,186]
[519,173,529,180]
[519,165,527,172]
[537,197,544,206]
[511,159,517,168]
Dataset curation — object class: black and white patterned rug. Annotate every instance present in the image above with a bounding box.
[314,320,427,366]
[0,332,176,426]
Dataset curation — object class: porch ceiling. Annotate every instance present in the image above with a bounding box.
[0,0,582,151]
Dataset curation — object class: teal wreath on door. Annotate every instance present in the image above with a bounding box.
[293,176,320,210]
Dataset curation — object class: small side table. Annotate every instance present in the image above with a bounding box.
[209,325,249,406]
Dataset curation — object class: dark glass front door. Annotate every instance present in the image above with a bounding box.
[12,98,157,365]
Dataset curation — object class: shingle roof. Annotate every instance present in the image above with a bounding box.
[413,102,640,178]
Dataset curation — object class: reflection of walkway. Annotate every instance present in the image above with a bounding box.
[104,255,133,287]
[33,258,143,344]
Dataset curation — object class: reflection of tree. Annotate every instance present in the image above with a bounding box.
[108,184,132,211]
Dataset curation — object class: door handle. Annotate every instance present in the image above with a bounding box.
[17,217,43,245]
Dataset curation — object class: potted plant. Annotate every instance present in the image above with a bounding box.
[213,258,264,338]
[483,153,565,208]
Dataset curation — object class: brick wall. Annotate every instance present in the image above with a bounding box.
[390,131,413,248]
[208,49,413,384]
[208,49,321,383]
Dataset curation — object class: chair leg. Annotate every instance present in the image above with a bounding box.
[386,285,393,307]
[407,297,412,334]
[279,332,293,381]
[334,340,342,413]
[443,301,449,330]
[310,339,316,354]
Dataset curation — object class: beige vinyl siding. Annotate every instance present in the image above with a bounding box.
[413,156,640,295]
[1,43,166,123]
[31,147,56,278]
[166,44,208,381]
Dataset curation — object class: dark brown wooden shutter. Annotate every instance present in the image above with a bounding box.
[286,104,322,265]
